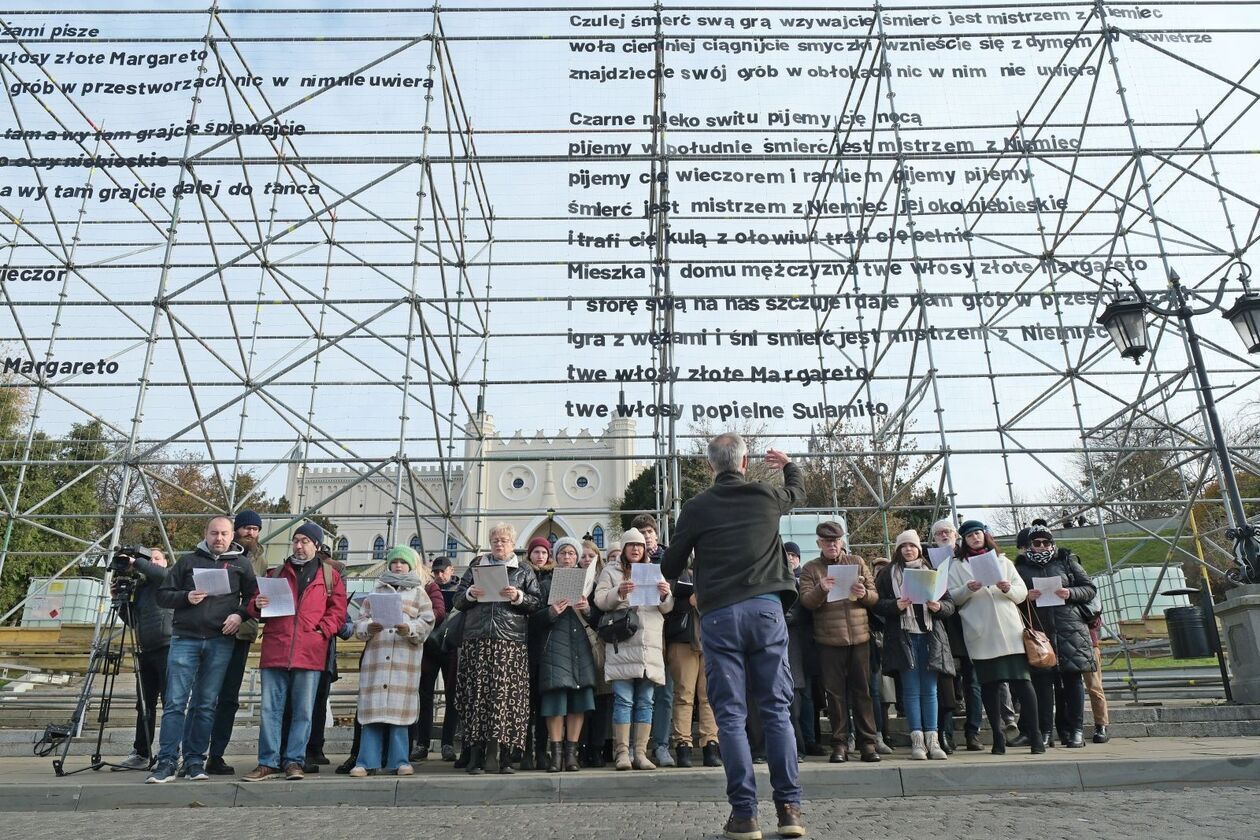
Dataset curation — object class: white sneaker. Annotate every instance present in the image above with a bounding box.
[654,745,675,767]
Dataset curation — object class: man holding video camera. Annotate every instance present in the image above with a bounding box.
[110,546,172,771]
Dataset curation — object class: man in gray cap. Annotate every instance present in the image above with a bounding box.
[797,520,880,763]
[662,433,806,840]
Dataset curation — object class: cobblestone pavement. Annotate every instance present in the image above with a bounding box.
[7,785,1256,839]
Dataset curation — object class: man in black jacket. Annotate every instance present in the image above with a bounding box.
[111,547,172,771]
[662,433,807,840]
[146,516,257,784]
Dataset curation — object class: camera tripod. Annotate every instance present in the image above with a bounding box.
[38,577,153,776]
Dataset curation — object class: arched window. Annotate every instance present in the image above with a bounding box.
[372,535,385,561]
[409,534,422,552]
[335,536,349,563]
[591,525,605,549]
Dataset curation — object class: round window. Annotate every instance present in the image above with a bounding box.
[512,477,525,489]
[576,476,588,488]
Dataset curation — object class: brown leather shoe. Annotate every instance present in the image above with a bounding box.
[723,813,763,840]
[828,745,848,763]
[859,747,880,763]
[775,802,807,838]
[241,765,281,782]
[284,762,305,780]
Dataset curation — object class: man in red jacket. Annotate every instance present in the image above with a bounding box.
[241,521,348,781]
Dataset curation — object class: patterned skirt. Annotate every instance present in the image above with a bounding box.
[456,637,530,750]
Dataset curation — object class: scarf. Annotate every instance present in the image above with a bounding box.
[379,569,421,590]
[891,559,932,634]
[1025,548,1055,567]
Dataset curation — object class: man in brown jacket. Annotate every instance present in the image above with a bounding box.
[798,520,880,763]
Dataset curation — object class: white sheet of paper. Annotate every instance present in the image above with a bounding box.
[931,558,951,600]
[926,546,953,569]
[902,568,938,605]
[1033,576,1065,606]
[629,563,663,607]
[367,591,406,626]
[256,577,295,618]
[969,550,1005,587]
[582,558,598,596]
[826,563,860,602]
[548,566,588,606]
[192,567,232,596]
[472,564,509,602]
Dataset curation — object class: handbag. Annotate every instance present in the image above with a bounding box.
[427,609,466,654]
[596,607,639,652]
[1021,602,1057,669]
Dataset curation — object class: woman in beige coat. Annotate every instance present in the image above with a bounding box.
[593,528,673,770]
[350,546,435,777]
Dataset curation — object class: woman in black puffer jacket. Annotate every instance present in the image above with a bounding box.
[452,522,543,774]
[531,537,597,773]
[1013,524,1096,749]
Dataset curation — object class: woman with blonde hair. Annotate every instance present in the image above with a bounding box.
[452,523,543,774]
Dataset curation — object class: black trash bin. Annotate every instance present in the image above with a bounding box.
[1164,605,1213,658]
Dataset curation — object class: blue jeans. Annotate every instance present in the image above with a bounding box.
[156,635,235,767]
[650,670,674,748]
[901,634,938,733]
[701,598,801,818]
[357,723,410,771]
[612,679,655,725]
[258,668,321,769]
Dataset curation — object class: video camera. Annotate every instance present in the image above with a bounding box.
[108,545,153,605]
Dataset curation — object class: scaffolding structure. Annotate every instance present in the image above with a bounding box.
[1,1,1259,684]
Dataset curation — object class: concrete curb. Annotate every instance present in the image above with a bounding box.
[5,755,1255,812]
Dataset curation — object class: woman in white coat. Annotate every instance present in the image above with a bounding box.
[947,520,1043,755]
[593,527,673,770]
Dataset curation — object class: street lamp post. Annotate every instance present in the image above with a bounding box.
[1097,263,1260,584]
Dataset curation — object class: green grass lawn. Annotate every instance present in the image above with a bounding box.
[1056,537,1197,576]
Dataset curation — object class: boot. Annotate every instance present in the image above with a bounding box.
[465,743,485,776]
[675,744,693,768]
[453,745,470,769]
[965,733,983,751]
[631,723,656,770]
[613,724,632,771]
[498,742,516,774]
[519,742,535,771]
[1093,725,1110,744]
[1031,729,1046,755]
[1066,729,1085,748]
[909,730,927,760]
[939,729,955,755]
[546,741,563,773]
[702,741,722,767]
[991,729,1006,755]
[535,741,549,771]
[925,731,948,760]
[563,741,580,772]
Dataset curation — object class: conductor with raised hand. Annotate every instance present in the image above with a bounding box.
[662,434,807,840]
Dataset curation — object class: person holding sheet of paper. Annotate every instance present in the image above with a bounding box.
[797,520,881,764]
[242,521,347,783]
[593,527,674,771]
[148,516,257,785]
[452,523,542,775]
[1014,523,1097,750]
[873,530,955,761]
[347,546,435,778]
[530,537,597,773]
[946,520,1044,755]
[929,518,981,754]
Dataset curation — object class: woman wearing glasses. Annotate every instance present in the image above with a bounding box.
[946,519,1044,755]
[1014,523,1097,749]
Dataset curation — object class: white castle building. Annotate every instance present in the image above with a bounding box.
[280,414,640,567]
